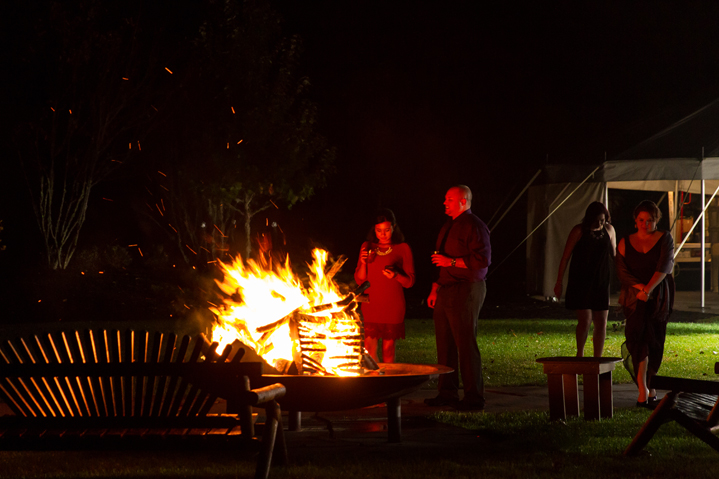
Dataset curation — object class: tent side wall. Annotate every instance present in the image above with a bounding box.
[526,182,606,298]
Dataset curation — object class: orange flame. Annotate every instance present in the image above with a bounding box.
[210,249,362,376]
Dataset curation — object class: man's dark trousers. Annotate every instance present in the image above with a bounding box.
[433,280,486,403]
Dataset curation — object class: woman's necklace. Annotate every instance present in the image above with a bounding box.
[376,245,393,256]
[589,228,605,240]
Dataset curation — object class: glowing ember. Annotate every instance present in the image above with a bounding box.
[210,248,363,376]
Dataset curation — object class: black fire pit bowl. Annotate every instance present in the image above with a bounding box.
[253,363,451,411]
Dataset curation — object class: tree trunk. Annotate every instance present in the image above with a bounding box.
[36,171,93,270]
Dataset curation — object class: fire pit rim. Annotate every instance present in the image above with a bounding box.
[259,362,452,378]
[251,363,454,412]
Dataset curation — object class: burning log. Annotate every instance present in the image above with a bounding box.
[361,354,380,370]
[211,248,373,377]
[307,281,371,314]
[293,308,364,376]
[325,255,347,281]
[255,315,290,334]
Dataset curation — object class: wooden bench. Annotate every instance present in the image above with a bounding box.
[0,329,287,479]
[624,362,719,456]
[536,357,622,421]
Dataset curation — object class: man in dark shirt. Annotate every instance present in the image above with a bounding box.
[425,185,491,411]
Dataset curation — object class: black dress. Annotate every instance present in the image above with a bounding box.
[565,227,612,311]
[616,232,674,384]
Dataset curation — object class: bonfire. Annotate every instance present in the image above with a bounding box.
[209,249,368,377]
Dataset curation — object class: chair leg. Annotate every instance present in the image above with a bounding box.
[673,410,719,453]
[272,401,289,465]
[288,410,301,431]
[547,373,567,421]
[255,401,280,479]
[387,397,401,443]
[624,393,677,456]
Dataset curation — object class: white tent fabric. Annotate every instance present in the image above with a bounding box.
[603,158,719,192]
[526,182,606,298]
[525,97,719,299]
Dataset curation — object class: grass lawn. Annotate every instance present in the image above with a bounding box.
[0,315,717,478]
[399,317,719,387]
[0,409,717,479]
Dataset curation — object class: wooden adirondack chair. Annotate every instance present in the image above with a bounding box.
[624,362,719,456]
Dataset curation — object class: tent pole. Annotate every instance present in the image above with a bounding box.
[604,183,609,207]
[701,178,706,308]
[603,152,608,206]
[489,169,542,232]
[673,185,719,264]
[489,164,601,277]
[487,176,526,227]
[674,180,679,245]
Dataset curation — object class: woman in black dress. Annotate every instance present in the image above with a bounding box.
[616,200,674,407]
[555,202,616,357]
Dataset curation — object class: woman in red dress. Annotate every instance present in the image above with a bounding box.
[354,209,415,363]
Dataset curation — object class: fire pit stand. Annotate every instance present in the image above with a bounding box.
[248,363,452,443]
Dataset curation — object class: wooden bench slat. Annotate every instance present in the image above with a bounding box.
[159,335,189,417]
[60,331,93,417]
[196,341,233,412]
[134,331,148,417]
[0,338,37,418]
[48,332,87,418]
[106,330,123,417]
[180,341,220,417]
[150,333,176,417]
[74,330,102,417]
[167,336,205,417]
[0,329,286,479]
[198,346,246,417]
[81,330,107,417]
[34,334,74,418]
[141,332,163,417]
[0,378,33,417]
[122,330,133,418]
[95,330,113,417]
[22,336,69,419]
[2,339,48,418]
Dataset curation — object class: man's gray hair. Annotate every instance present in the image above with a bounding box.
[454,185,473,206]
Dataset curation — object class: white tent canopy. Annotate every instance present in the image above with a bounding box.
[526,97,719,305]
[604,158,719,192]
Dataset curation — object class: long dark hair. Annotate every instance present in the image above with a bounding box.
[365,208,405,244]
[581,201,611,232]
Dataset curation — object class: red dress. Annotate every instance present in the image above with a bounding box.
[353,242,415,339]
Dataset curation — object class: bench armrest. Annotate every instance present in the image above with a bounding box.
[245,383,286,406]
[651,375,719,395]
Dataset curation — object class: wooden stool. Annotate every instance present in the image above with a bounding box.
[536,357,622,421]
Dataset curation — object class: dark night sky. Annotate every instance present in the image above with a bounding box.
[271,1,719,290]
[2,1,719,295]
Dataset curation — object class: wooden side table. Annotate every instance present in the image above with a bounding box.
[536,357,622,421]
